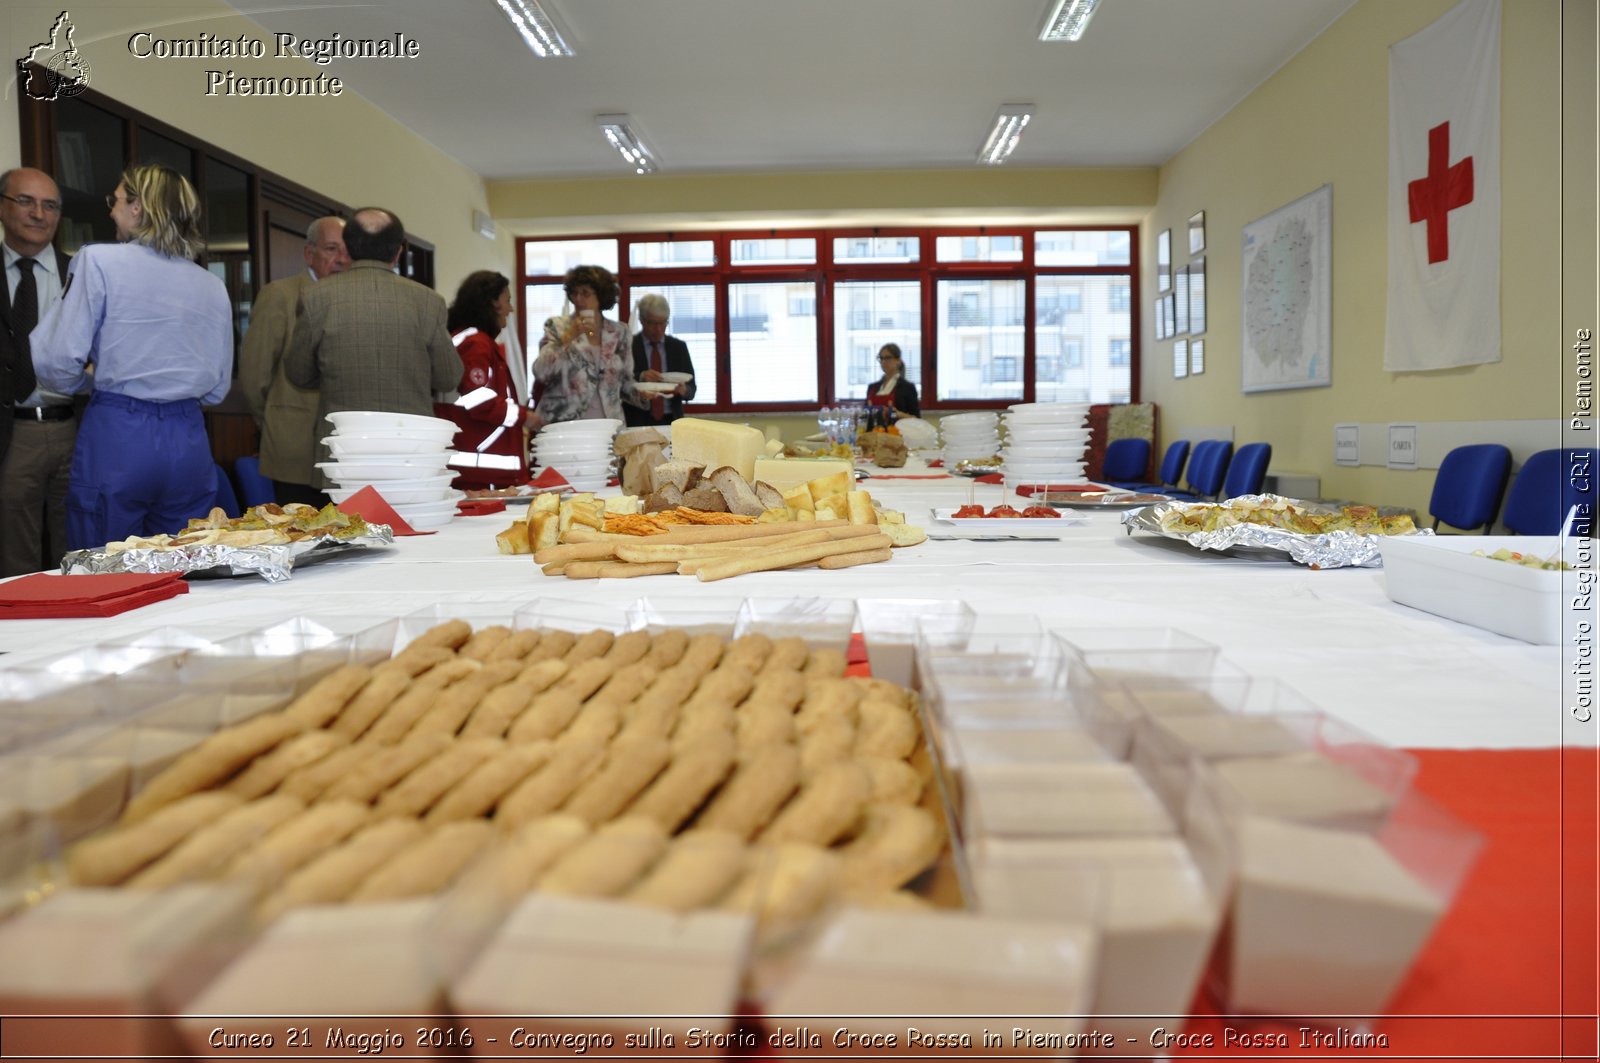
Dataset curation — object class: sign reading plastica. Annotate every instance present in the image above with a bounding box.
[1334,424,1360,466]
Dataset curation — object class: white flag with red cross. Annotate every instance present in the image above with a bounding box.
[1383,0,1500,371]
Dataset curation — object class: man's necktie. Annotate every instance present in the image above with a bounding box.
[650,342,666,420]
[13,258,38,343]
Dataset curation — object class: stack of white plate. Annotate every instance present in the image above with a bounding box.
[531,418,622,492]
[1000,402,1093,487]
[938,412,1002,464]
[316,411,462,532]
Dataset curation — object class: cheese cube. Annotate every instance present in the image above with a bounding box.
[751,457,853,491]
[672,418,767,481]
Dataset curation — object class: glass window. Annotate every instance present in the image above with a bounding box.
[203,157,249,252]
[832,235,920,264]
[523,238,618,276]
[731,237,815,265]
[629,239,716,269]
[52,97,124,252]
[936,235,1023,263]
[1109,282,1131,310]
[137,127,194,181]
[624,282,718,407]
[935,279,1025,402]
[523,283,571,337]
[833,280,921,399]
[1034,276,1132,404]
[1109,339,1131,367]
[1034,230,1132,266]
[729,282,818,404]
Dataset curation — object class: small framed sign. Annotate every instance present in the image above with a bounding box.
[1188,210,1206,255]
[1174,338,1188,379]
[1190,338,1205,375]
[1189,256,1206,335]
[1157,229,1172,293]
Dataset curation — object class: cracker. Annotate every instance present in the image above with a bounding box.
[837,804,944,893]
[126,795,304,889]
[483,628,544,664]
[459,624,513,662]
[626,830,747,912]
[329,667,413,740]
[348,819,495,901]
[406,659,524,740]
[525,628,576,663]
[859,756,925,806]
[122,712,305,823]
[222,800,369,888]
[68,792,244,886]
[408,619,472,651]
[629,731,737,831]
[459,658,570,738]
[756,636,810,675]
[425,742,555,823]
[260,818,425,919]
[563,629,615,665]
[854,698,919,760]
[758,761,871,847]
[561,736,673,825]
[601,629,653,666]
[282,665,372,728]
[322,732,452,804]
[640,629,690,669]
[373,737,505,820]
[721,842,841,923]
[694,744,802,840]
[496,737,608,827]
[537,817,668,897]
[802,646,849,679]
[363,657,481,745]
[453,815,590,901]
[225,730,349,800]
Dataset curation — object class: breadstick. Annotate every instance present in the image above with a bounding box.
[379,643,456,678]
[647,520,848,544]
[602,629,653,666]
[406,659,524,740]
[122,713,305,823]
[626,830,747,911]
[348,819,495,902]
[322,732,452,804]
[837,804,944,893]
[425,741,555,823]
[613,528,869,564]
[260,818,425,920]
[460,658,570,739]
[458,624,512,661]
[561,735,673,824]
[859,756,925,806]
[363,657,482,745]
[496,737,608,827]
[329,667,413,740]
[407,619,472,652]
[374,737,505,820]
[282,665,372,728]
[629,731,737,831]
[453,815,589,901]
[817,545,892,570]
[799,714,856,776]
[536,817,668,897]
[68,791,244,886]
[533,540,620,565]
[562,629,615,665]
[225,729,349,800]
[695,744,802,840]
[524,628,576,663]
[222,800,370,888]
[756,637,811,675]
[278,741,370,802]
[126,795,304,889]
[721,842,841,922]
[855,698,919,760]
[694,534,892,582]
[641,629,689,669]
[757,761,871,847]
[564,560,679,579]
[795,679,861,735]
[802,646,849,679]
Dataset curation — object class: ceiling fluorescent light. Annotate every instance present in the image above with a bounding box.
[595,114,658,175]
[1039,0,1103,42]
[497,0,574,58]
[978,104,1033,166]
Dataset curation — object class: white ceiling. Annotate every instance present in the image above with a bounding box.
[222,0,1355,181]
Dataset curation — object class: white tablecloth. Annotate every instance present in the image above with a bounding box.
[0,477,1561,751]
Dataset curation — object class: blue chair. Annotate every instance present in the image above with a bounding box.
[1220,442,1272,499]
[1502,448,1597,535]
[1124,440,1189,492]
[234,455,277,509]
[1428,444,1511,532]
[211,463,241,518]
[1164,439,1232,501]
[1101,437,1152,487]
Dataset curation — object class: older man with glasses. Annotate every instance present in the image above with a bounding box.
[625,293,696,427]
[0,167,74,575]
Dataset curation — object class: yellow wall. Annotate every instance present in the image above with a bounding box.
[1143,0,1571,515]
[0,0,511,294]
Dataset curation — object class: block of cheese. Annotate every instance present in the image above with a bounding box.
[751,456,853,491]
[671,418,767,481]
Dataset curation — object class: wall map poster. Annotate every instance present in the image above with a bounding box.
[1240,184,1332,393]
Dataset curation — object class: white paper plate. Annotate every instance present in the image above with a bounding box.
[316,459,451,480]
[324,435,454,458]
[326,475,455,505]
[933,507,1086,528]
[659,372,693,384]
[635,381,678,394]
[326,411,457,434]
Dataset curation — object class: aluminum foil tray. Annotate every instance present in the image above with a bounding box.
[1121,494,1428,569]
[61,526,395,584]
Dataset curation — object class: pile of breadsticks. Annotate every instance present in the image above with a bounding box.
[63,621,948,926]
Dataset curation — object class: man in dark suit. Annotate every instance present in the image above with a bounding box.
[283,207,461,490]
[625,293,696,427]
[0,167,74,575]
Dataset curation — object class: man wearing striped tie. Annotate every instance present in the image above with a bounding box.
[626,293,696,428]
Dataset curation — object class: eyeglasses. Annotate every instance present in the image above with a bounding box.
[104,192,138,210]
[0,193,62,215]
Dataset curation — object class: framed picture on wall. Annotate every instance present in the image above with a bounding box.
[1157,229,1172,292]
[1174,339,1188,379]
[1189,256,1207,335]
[1174,265,1190,335]
[1189,210,1206,255]
[1190,338,1205,374]
[1241,183,1333,393]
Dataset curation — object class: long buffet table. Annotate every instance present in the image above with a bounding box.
[0,473,1593,1060]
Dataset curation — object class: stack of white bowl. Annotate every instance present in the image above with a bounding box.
[316,411,462,532]
[531,418,622,493]
[938,412,1002,465]
[1000,402,1094,488]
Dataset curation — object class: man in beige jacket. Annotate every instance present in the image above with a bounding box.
[239,216,349,506]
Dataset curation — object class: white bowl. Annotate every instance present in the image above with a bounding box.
[538,460,613,479]
[941,426,1002,440]
[1379,534,1566,645]
[325,411,457,434]
[1002,463,1087,482]
[389,498,460,532]
[325,475,455,505]
[316,459,451,480]
[1004,427,1092,444]
[1002,444,1089,462]
[540,418,622,436]
[940,412,999,427]
[1006,402,1092,418]
[324,435,454,458]
[533,439,615,455]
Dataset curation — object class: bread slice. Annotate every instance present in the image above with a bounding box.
[881,523,927,547]
[652,458,704,495]
[709,466,766,517]
[753,481,786,511]
[681,484,728,512]
[846,490,879,526]
[644,484,684,513]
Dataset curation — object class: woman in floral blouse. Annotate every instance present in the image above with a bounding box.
[533,264,648,424]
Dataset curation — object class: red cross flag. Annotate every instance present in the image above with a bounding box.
[1384,0,1500,371]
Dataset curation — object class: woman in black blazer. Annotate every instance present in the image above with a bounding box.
[865,343,919,419]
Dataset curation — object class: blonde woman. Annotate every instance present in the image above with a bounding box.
[31,164,231,549]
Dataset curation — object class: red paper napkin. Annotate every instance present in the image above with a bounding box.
[0,573,188,619]
[529,467,570,491]
[456,498,507,517]
[334,486,434,536]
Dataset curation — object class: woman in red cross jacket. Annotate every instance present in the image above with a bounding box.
[436,271,540,488]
